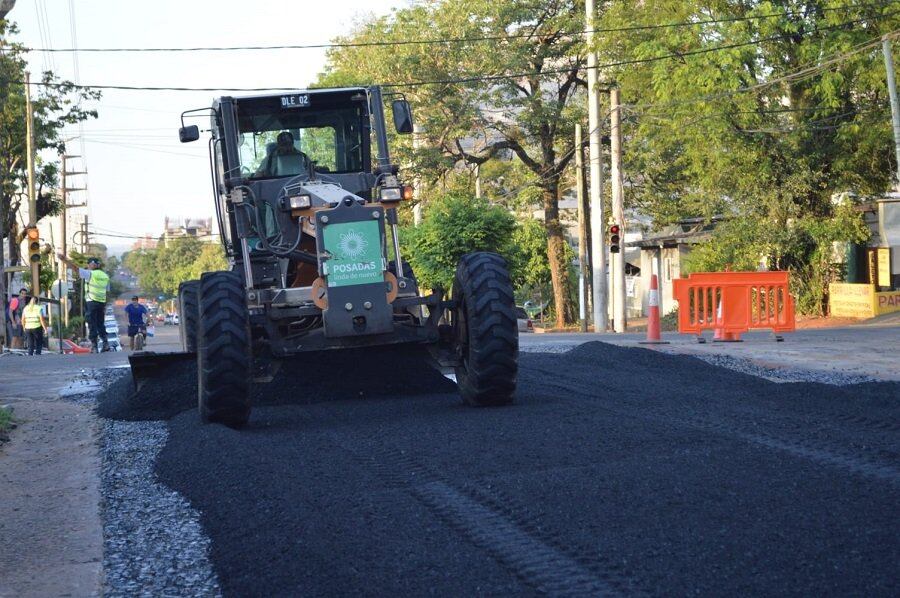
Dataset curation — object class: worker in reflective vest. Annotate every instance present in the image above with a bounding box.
[22,295,48,356]
[58,253,110,352]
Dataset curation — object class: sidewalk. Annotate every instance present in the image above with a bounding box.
[0,352,122,598]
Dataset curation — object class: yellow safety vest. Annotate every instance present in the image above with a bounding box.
[87,269,109,303]
[23,303,43,329]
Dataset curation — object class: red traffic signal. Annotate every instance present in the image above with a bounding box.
[26,226,41,263]
[609,224,621,253]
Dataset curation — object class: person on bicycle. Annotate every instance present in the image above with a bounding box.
[124,295,149,351]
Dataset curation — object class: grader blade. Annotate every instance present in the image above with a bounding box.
[128,351,195,390]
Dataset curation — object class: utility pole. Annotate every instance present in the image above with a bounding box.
[882,35,900,190]
[610,87,626,333]
[585,0,608,333]
[82,216,90,254]
[25,71,40,296]
[80,216,89,338]
[60,154,86,327]
[575,124,590,333]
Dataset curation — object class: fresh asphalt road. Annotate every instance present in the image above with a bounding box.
[98,338,900,596]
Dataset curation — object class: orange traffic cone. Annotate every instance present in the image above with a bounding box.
[640,274,668,345]
[713,298,740,342]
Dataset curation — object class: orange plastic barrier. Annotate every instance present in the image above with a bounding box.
[672,271,795,341]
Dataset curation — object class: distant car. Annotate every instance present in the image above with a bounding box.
[105,323,123,351]
[156,313,165,323]
[164,313,174,325]
[172,313,180,325]
[515,307,534,333]
[61,339,90,354]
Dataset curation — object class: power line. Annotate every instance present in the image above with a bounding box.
[625,32,896,113]
[6,16,893,93]
[81,139,207,158]
[6,1,895,53]
[88,229,217,240]
[386,15,897,89]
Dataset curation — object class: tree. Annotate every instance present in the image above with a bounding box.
[124,240,230,297]
[595,0,898,311]
[21,249,57,294]
[183,243,229,281]
[123,248,160,295]
[152,237,204,296]
[401,194,517,290]
[319,0,589,326]
[0,19,98,317]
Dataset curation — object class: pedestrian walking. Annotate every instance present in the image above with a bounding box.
[22,295,48,356]
[7,288,27,349]
[58,254,111,353]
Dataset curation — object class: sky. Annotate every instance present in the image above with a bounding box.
[11,0,405,253]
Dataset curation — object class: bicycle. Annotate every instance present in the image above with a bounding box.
[132,326,147,352]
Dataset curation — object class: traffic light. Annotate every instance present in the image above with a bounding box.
[609,224,621,254]
[26,226,41,263]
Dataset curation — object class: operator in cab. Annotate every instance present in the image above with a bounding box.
[58,253,111,353]
[256,131,309,177]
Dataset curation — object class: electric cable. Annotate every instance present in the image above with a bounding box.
[4,17,895,92]
[7,1,895,53]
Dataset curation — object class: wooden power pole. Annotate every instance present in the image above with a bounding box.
[585,0,608,333]
[60,154,86,327]
[575,124,590,332]
[610,87,626,333]
[25,71,40,296]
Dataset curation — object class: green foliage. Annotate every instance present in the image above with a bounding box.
[318,0,586,322]
[401,194,517,290]
[682,219,765,274]
[0,20,99,267]
[508,218,553,290]
[507,217,576,293]
[21,250,57,294]
[599,0,900,230]
[124,240,229,296]
[0,405,13,441]
[591,1,897,312]
[684,202,870,315]
[182,243,230,282]
[63,315,85,340]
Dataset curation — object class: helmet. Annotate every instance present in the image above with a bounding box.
[87,257,101,265]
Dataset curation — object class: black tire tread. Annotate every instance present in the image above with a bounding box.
[453,252,518,406]
[178,280,200,352]
[197,271,251,426]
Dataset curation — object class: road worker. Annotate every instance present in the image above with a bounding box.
[58,254,110,353]
[22,294,48,356]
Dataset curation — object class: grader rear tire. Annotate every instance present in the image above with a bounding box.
[178,280,200,352]
[197,271,252,427]
[452,252,518,406]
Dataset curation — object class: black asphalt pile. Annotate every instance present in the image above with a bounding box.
[155,340,900,596]
[96,346,455,421]
[96,359,198,421]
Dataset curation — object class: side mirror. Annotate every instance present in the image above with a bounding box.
[391,100,414,134]
[179,125,200,143]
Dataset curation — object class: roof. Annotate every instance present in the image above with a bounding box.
[628,217,723,249]
[216,87,369,103]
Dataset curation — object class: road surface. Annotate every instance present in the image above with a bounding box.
[100,337,898,596]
